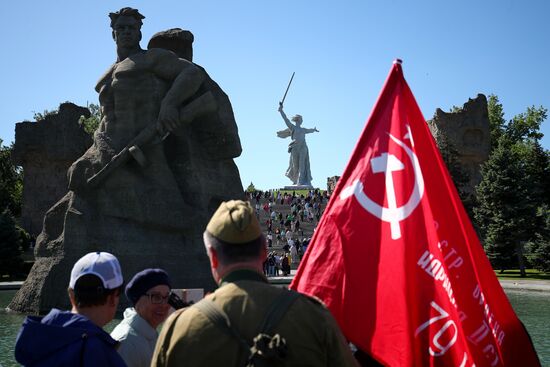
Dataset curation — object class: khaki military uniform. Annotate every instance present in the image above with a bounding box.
[152,269,358,367]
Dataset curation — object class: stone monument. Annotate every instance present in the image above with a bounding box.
[10,8,243,314]
[277,104,319,188]
[12,103,92,237]
[428,94,490,194]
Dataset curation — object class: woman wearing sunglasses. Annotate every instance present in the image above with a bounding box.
[111,268,173,367]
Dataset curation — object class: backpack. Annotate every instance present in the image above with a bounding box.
[193,290,300,367]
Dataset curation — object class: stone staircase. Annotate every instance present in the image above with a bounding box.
[251,196,327,271]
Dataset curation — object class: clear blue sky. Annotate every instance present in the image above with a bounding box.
[1,0,548,190]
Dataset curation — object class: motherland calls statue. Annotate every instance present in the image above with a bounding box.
[277,103,318,187]
[10,8,243,313]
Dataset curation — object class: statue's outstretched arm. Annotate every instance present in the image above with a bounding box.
[304,127,319,134]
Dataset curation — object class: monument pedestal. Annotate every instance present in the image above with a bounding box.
[283,185,314,190]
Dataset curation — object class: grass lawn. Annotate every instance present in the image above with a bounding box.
[494,269,550,281]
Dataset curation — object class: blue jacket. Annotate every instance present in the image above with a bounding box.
[15,308,127,367]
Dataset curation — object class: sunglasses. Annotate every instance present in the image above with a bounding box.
[144,292,171,304]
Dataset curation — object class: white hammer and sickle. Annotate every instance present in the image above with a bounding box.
[340,132,425,240]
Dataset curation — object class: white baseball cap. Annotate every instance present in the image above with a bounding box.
[69,252,123,290]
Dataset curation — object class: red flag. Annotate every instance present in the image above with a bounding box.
[290,60,540,367]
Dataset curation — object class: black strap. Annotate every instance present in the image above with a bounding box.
[80,332,88,366]
[192,289,300,361]
[258,290,300,335]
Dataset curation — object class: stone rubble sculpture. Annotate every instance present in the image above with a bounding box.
[428,94,490,194]
[12,103,92,237]
[10,8,244,314]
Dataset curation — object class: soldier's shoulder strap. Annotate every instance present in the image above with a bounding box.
[192,288,300,342]
[257,289,300,335]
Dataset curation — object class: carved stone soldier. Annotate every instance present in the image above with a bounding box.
[10,8,243,313]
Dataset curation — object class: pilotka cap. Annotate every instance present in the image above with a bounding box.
[206,200,261,244]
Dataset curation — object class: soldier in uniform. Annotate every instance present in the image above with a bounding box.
[152,200,358,366]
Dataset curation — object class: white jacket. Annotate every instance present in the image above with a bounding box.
[111,308,158,367]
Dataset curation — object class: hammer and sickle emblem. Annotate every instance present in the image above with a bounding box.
[340,130,424,240]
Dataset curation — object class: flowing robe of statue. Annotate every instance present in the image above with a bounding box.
[9,28,244,314]
[277,108,317,187]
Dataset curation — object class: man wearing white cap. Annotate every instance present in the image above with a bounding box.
[152,200,357,366]
[15,251,127,366]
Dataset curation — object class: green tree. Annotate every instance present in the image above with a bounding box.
[79,103,101,135]
[246,182,256,193]
[487,94,506,151]
[474,137,530,273]
[525,205,550,272]
[0,139,23,217]
[505,105,546,142]
[521,141,550,206]
[17,225,31,252]
[33,102,100,135]
[449,105,463,113]
[475,99,548,276]
[431,125,473,214]
[507,107,549,272]
[0,209,23,277]
[32,108,58,121]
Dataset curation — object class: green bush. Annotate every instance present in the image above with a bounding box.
[0,209,23,277]
[17,225,31,252]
